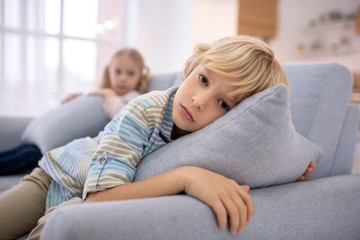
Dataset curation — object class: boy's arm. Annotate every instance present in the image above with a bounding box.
[83,100,150,198]
[85,166,253,234]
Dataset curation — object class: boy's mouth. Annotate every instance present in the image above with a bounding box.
[180,104,194,122]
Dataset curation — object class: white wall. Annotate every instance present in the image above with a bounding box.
[128,0,360,74]
[126,0,193,74]
[269,0,360,73]
[190,0,238,47]
[126,0,238,75]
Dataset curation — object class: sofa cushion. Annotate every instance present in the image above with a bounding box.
[21,96,110,153]
[135,84,323,188]
[0,117,33,152]
[20,73,183,154]
[284,62,353,178]
[147,72,183,91]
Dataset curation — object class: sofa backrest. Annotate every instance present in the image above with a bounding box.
[283,62,357,179]
[148,72,183,92]
[331,105,359,176]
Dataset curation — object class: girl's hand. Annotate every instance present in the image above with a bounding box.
[88,88,118,100]
[180,166,253,234]
[61,92,82,104]
[297,161,317,182]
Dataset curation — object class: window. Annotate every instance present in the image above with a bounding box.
[0,0,126,116]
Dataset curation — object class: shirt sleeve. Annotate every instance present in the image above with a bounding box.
[83,98,150,199]
[103,90,140,119]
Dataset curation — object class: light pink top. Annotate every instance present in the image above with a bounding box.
[103,90,140,119]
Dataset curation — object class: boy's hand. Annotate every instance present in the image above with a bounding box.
[297,161,317,182]
[180,166,253,234]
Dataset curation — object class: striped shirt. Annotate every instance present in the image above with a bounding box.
[39,87,178,209]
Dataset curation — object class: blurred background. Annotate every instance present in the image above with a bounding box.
[0,0,359,117]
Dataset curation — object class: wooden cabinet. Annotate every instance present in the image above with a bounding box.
[237,0,278,39]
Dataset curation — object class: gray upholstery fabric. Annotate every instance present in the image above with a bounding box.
[21,96,110,153]
[136,84,322,188]
[147,72,183,91]
[0,117,32,152]
[0,174,26,193]
[41,174,360,240]
[331,105,359,176]
[0,118,32,194]
[283,62,353,179]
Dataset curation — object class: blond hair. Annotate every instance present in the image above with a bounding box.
[184,35,289,104]
[98,48,151,94]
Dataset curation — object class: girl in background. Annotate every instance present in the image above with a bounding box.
[62,48,151,118]
[0,48,151,175]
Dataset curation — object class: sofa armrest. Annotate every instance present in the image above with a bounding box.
[0,116,33,152]
[41,174,360,240]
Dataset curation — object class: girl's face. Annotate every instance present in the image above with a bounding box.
[172,64,237,133]
[108,55,142,96]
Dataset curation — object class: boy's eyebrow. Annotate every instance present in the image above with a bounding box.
[201,67,237,106]
[203,67,218,77]
[200,67,210,76]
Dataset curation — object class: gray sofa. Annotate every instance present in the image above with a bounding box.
[0,62,359,239]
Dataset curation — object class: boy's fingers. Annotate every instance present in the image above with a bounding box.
[229,193,247,233]
[303,167,314,181]
[222,197,240,234]
[297,176,305,182]
[237,187,253,222]
[211,200,227,230]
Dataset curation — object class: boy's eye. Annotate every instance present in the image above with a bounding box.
[116,69,121,75]
[219,100,230,111]
[200,75,208,86]
[127,71,135,76]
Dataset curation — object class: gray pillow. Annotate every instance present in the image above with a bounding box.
[21,95,110,153]
[135,84,323,188]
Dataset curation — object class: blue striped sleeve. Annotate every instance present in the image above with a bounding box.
[83,98,153,199]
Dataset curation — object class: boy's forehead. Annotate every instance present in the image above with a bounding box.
[198,64,212,74]
[198,65,220,79]
[199,64,235,85]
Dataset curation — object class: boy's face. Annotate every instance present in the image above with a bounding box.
[172,64,237,133]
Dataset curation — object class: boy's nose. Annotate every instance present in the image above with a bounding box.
[192,94,207,111]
